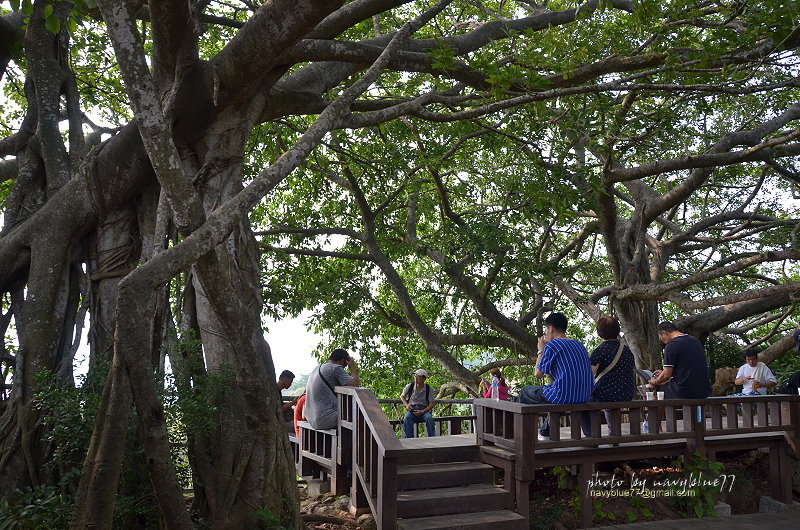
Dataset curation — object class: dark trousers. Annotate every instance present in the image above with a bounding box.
[517,385,551,436]
[580,401,613,437]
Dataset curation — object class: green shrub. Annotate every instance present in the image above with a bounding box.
[0,484,72,529]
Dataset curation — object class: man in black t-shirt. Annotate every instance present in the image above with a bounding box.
[648,321,712,399]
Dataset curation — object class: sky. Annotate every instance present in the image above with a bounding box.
[70,312,325,383]
[264,313,324,377]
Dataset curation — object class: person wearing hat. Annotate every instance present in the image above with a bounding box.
[400,369,436,438]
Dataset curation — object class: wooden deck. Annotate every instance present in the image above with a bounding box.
[292,391,800,530]
[474,395,800,529]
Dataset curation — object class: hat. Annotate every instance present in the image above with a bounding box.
[414,369,428,377]
[793,329,800,352]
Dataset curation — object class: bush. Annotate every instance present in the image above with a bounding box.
[0,484,72,529]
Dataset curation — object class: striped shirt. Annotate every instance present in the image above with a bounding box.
[539,338,593,404]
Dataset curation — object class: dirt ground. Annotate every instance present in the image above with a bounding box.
[300,450,775,529]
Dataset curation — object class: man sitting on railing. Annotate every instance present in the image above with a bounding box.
[648,322,712,399]
[305,348,360,430]
[400,369,436,438]
[517,312,593,441]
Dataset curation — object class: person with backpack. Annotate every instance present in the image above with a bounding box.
[400,369,436,438]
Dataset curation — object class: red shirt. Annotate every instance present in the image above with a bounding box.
[293,394,306,438]
[482,383,509,400]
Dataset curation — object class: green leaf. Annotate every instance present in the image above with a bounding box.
[10,0,21,13]
[694,503,703,518]
[22,0,33,15]
[641,508,652,517]
[44,4,52,17]
[45,13,60,35]
[67,17,78,34]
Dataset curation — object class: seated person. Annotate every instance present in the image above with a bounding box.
[293,393,306,438]
[580,317,635,436]
[400,369,436,437]
[648,321,712,399]
[479,368,509,400]
[774,370,800,394]
[517,312,593,441]
[305,349,360,430]
[733,349,777,395]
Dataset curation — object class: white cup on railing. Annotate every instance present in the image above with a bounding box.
[657,391,664,400]
[646,391,655,400]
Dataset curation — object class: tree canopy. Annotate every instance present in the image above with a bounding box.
[1,0,799,527]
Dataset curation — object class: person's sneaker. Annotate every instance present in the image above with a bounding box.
[537,433,549,442]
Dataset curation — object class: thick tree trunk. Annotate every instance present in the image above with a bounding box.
[615,298,663,369]
[86,205,142,366]
[186,108,299,528]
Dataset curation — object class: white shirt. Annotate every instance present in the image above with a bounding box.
[736,362,777,393]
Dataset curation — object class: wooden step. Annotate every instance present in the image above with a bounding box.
[396,484,513,518]
[396,461,495,490]
[396,443,480,466]
[397,509,528,529]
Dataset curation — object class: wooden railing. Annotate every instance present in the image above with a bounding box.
[474,394,800,528]
[378,398,476,437]
[337,387,405,530]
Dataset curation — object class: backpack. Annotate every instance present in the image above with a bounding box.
[773,370,800,395]
[403,382,432,403]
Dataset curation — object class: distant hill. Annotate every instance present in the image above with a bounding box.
[286,372,308,396]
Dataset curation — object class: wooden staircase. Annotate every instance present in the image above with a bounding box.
[394,439,527,529]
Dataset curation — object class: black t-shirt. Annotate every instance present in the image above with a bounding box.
[663,334,712,398]
[590,340,635,402]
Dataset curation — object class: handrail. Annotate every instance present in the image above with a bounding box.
[335,386,401,529]
[337,386,404,455]
[377,398,474,404]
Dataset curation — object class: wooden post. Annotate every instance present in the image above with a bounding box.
[579,463,593,529]
[514,479,530,518]
[475,402,485,446]
[350,412,369,515]
[333,427,351,496]
[693,405,706,458]
[769,442,793,504]
[514,411,535,481]
[376,456,398,530]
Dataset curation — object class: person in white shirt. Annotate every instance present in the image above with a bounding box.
[733,349,777,395]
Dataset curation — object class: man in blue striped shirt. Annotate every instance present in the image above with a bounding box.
[518,313,593,440]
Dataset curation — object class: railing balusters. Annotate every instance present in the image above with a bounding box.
[630,406,642,435]
[569,411,582,439]
[756,402,767,427]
